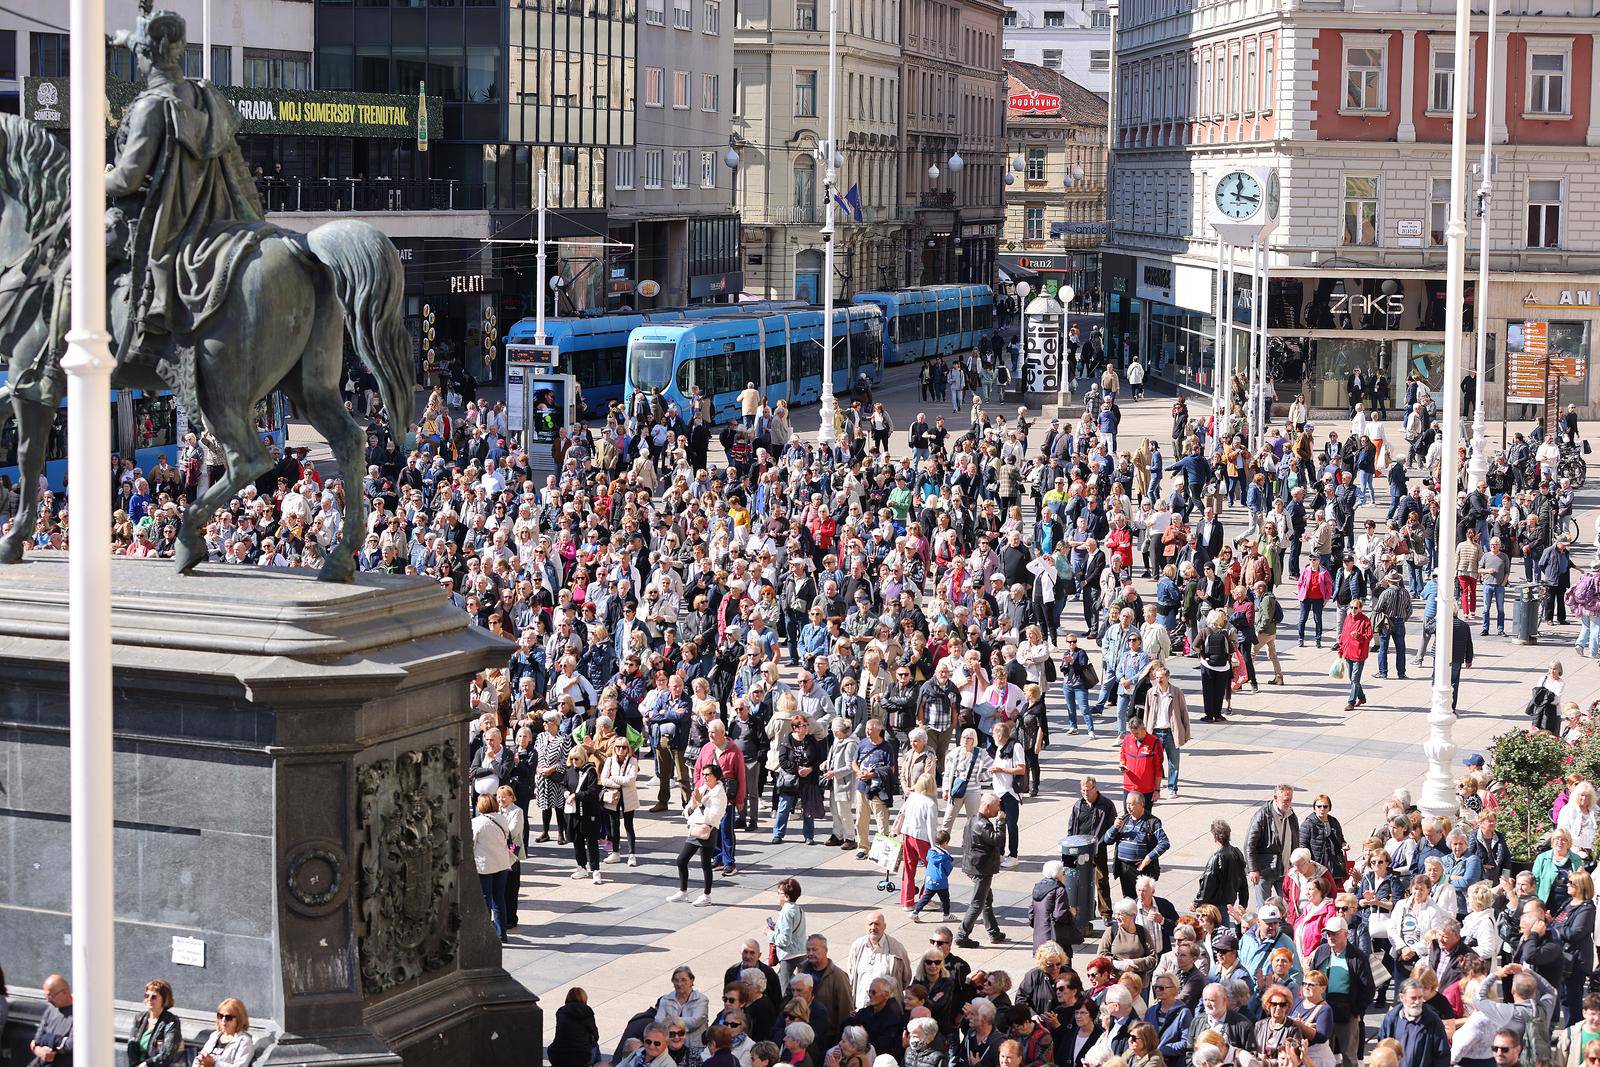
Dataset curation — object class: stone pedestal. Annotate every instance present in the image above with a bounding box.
[0,557,540,1065]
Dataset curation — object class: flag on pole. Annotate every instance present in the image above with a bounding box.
[833,183,863,222]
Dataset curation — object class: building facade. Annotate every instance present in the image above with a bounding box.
[901,0,1007,288]
[607,0,740,309]
[998,60,1107,310]
[1102,0,1600,419]
[1001,0,1111,98]
[732,0,908,300]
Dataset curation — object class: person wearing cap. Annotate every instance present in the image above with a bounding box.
[1307,915,1374,1067]
[1241,905,1300,989]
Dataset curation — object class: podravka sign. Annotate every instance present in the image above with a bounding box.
[1008,91,1061,115]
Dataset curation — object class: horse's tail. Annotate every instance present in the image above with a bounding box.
[307,220,414,431]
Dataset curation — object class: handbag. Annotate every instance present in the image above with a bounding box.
[776,770,802,797]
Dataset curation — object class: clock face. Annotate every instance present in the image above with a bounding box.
[1215,171,1263,221]
[1266,171,1281,220]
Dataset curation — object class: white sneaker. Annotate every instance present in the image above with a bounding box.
[592,871,605,885]
[692,892,713,907]
[570,868,587,880]
[604,851,623,864]
[1001,856,1019,869]
[628,854,639,867]
[667,889,689,902]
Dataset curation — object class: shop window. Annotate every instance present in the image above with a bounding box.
[1527,178,1563,248]
[1341,38,1385,113]
[1342,175,1379,246]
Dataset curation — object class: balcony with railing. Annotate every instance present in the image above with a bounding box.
[256,177,495,214]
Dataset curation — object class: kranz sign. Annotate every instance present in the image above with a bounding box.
[1008,91,1061,114]
[1023,295,1064,394]
[24,77,444,140]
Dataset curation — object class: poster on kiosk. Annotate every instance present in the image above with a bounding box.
[522,372,576,473]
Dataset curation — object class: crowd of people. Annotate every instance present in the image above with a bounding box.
[8,302,1600,1067]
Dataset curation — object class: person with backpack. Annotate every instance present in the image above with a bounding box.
[1194,609,1237,723]
[1253,579,1286,686]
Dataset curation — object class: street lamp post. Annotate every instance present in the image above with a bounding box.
[1467,0,1500,486]
[67,0,117,1058]
[817,0,840,446]
[1420,0,1473,818]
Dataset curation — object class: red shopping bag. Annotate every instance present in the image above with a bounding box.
[1231,649,1249,692]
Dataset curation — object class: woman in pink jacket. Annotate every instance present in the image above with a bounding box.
[1296,557,1334,648]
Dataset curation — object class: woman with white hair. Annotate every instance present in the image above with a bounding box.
[939,728,992,851]
[902,1017,944,1067]
[895,774,942,912]
[1096,898,1160,987]
[1558,780,1599,863]
[1029,861,1078,955]
[1461,881,1502,960]
[1194,608,1237,724]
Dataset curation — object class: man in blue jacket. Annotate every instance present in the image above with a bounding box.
[1375,979,1449,1067]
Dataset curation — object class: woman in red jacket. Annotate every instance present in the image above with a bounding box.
[1338,597,1375,711]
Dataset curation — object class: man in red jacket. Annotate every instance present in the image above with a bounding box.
[696,719,748,874]
[1338,597,1375,712]
[1119,718,1163,806]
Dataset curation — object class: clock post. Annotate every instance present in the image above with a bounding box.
[1208,167,1280,449]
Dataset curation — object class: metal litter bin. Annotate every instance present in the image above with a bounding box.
[1060,834,1096,929]
[1514,586,1542,645]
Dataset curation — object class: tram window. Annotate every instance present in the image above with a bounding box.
[888,316,899,344]
[833,335,848,375]
[795,338,821,378]
[940,307,958,336]
[922,310,937,339]
[134,394,178,451]
[903,311,921,341]
[603,347,627,384]
[764,345,785,387]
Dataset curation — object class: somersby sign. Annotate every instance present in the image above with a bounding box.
[23,77,442,140]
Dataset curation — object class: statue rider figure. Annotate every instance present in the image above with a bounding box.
[106,6,264,376]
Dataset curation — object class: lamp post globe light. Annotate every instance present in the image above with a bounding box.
[928,163,940,181]
[948,152,964,173]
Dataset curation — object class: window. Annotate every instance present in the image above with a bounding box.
[702,73,720,111]
[244,50,312,90]
[1429,41,1457,113]
[1244,41,1257,112]
[673,70,690,108]
[1343,175,1379,245]
[704,0,721,32]
[1025,206,1045,240]
[796,0,816,27]
[0,31,14,81]
[701,151,717,188]
[1002,47,1015,60]
[1262,39,1275,111]
[671,150,689,188]
[674,0,692,28]
[1026,147,1045,181]
[644,66,664,107]
[1342,39,1385,112]
[615,149,636,189]
[643,150,664,188]
[30,32,68,78]
[795,70,817,115]
[793,159,817,223]
[1043,9,1066,24]
[1090,49,1110,70]
[1429,177,1450,245]
[645,0,665,23]
[1527,178,1562,248]
[1042,49,1063,70]
[1092,9,1110,26]
[1528,48,1568,115]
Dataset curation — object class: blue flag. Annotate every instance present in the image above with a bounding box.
[833,183,864,222]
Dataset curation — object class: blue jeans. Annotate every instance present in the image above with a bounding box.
[1154,727,1180,793]
[1062,683,1093,732]
[772,793,815,843]
[1347,658,1368,705]
[1298,599,1326,645]
[717,805,738,867]
[913,886,951,916]
[1092,675,1118,715]
[1376,628,1407,677]
[1580,614,1600,655]
[1482,584,1507,634]
[1359,470,1375,504]
[479,869,509,941]
[1116,689,1138,736]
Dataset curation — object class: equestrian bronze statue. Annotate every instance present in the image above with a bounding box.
[0,7,413,581]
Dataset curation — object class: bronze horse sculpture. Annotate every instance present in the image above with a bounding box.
[0,112,413,581]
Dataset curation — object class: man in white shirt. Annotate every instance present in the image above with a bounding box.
[989,721,1028,867]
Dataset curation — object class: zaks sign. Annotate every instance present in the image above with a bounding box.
[1008,91,1061,114]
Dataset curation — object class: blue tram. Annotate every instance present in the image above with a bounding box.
[849,284,995,365]
[504,315,641,416]
[624,305,883,424]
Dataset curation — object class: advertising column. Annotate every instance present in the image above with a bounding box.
[1023,293,1064,408]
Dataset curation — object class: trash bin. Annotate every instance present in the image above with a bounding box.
[1060,834,1096,929]
[1514,586,1542,645]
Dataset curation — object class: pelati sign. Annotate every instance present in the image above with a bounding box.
[24,77,444,140]
[1008,91,1061,114]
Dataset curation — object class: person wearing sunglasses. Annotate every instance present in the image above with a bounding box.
[126,979,183,1067]
[193,999,254,1067]
[636,1025,675,1067]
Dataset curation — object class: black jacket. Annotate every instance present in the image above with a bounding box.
[1184,1011,1254,1058]
[126,1010,184,1067]
[1309,942,1375,1021]
[1194,843,1248,911]
[548,1002,601,1067]
[1245,801,1299,881]
[1068,794,1118,852]
[965,814,1006,877]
